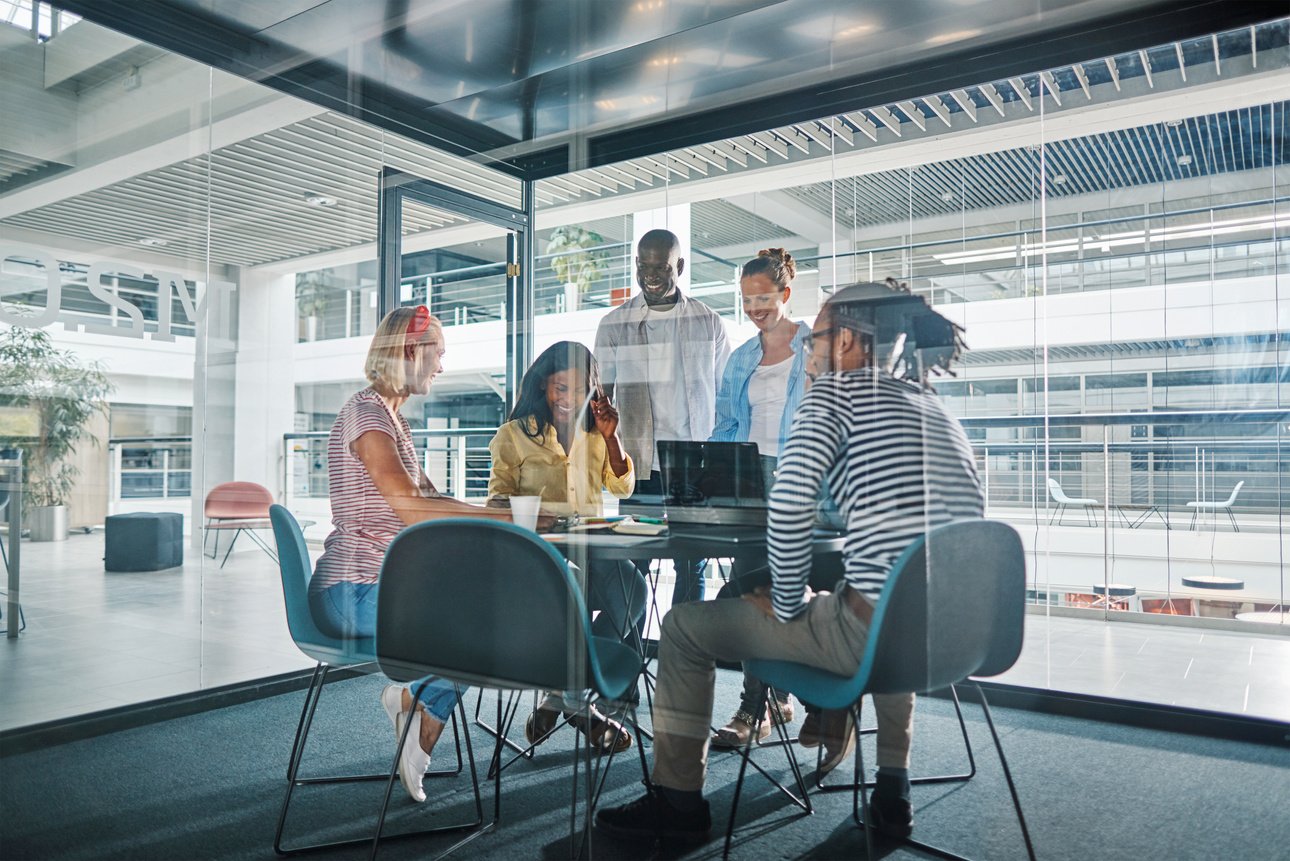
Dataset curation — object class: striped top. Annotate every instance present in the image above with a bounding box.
[768,369,984,622]
[310,388,425,593]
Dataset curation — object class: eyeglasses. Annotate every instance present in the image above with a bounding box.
[801,326,841,355]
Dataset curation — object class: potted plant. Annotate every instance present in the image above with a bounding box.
[0,327,113,541]
[546,226,608,311]
[295,273,330,341]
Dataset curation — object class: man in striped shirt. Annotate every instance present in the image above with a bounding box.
[597,280,984,843]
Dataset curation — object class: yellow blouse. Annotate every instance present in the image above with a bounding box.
[487,419,635,516]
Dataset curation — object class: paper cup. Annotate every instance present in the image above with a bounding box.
[510,496,542,531]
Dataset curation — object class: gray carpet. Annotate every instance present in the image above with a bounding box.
[3,670,1288,860]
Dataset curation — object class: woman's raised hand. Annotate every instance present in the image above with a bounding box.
[591,392,619,440]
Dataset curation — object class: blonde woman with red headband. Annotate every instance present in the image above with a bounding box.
[309,305,509,804]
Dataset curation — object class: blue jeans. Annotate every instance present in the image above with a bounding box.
[310,582,460,722]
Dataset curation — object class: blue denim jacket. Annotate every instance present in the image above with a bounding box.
[710,320,812,449]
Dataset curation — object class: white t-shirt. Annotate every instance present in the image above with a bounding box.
[642,304,692,450]
[747,355,793,457]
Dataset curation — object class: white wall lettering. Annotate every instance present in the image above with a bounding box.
[0,244,237,340]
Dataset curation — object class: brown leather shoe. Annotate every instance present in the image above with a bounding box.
[815,709,856,777]
[567,703,632,753]
[711,700,794,749]
[524,702,563,746]
[798,708,823,749]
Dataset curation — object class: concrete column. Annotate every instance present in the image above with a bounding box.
[231,267,297,502]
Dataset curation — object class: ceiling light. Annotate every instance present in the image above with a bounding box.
[304,193,338,208]
[1165,118,1184,127]
[138,237,168,247]
[1176,154,1193,166]
[926,29,982,46]
[941,191,955,203]
[837,24,875,39]
[1053,174,1067,185]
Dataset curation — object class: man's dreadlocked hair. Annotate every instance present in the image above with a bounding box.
[822,278,967,388]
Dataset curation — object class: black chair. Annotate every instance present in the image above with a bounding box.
[730,519,1035,861]
[266,505,465,856]
[374,518,645,860]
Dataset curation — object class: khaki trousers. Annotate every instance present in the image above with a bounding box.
[650,587,916,792]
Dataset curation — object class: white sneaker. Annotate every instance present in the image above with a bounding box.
[397,709,430,803]
[380,684,405,733]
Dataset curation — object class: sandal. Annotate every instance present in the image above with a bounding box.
[524,704,563,746]
[711,700,795,750]
[565,704,632,753]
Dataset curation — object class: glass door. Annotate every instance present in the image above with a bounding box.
[375,170,532,503]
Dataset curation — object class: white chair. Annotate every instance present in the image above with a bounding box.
[1047,478,1100,527]
[1188,481,1244,532]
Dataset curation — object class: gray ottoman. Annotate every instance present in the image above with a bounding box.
[105,512,184,572]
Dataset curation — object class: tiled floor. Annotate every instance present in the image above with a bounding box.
[2,531,1287,732]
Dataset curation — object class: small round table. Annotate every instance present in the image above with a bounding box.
[1234,611,1287,625]
[1180,575,1245,590]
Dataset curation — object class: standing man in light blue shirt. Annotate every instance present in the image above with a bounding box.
[595,228,730,608]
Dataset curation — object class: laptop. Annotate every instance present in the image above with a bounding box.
[656,440,769,531]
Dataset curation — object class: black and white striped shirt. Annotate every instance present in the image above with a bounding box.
[768,369,984,621]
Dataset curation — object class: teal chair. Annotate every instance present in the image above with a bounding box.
[372,518,645,860]
[267,505,464,856]
[727,519,1035,861]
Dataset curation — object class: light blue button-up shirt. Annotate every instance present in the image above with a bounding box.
[710,320,812,451]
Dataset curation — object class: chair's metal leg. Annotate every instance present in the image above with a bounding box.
[219,529,242,569]
[815,687,974,794]
[286,663,325,780]
[979,686,1037,861]
[850,703,876,861]
[474,688,536,765]
[1055,504,1065,526]
[1189,509,1198,531]
[274,664,327,854]
[722,684,767,860]
[1228,509,1239,533]
[368,681,489,861]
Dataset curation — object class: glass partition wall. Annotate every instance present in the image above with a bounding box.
[2,9,1285,732]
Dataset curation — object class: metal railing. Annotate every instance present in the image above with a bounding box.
[108,438,192,501]
[281,427,497,509]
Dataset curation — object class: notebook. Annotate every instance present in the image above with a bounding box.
[656,440,769,530]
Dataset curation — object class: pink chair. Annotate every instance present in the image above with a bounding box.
[204,481,275,568]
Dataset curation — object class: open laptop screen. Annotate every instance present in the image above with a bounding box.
[656,440,766,509]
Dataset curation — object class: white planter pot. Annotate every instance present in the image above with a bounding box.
[29,504,67,542]
[563,283,579,313]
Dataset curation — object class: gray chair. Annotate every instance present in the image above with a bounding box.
[374,518,645,860]
[732,519,1034,861]
[1187,480,1244,532]
[1047,478,1100,527]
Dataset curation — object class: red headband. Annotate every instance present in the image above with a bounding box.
[407,305,433,344]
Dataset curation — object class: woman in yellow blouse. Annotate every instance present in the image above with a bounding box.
[488,340,646,752]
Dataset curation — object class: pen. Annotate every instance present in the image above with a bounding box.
[635,516,666,525]
[582,516,627,524]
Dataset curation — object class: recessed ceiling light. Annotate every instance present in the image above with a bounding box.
[941,191,955,203]
[1053,174,1067,185]
[1176,154,1193,166]
[1165,119,1184,127]
[304,193,339,208]
[926,29,982,46]
[138,237,168,247]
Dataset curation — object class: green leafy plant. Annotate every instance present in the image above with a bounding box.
[295,273,330,317]
[546,226,608,294]
[0,327,113,510]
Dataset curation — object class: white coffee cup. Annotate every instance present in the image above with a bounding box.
[509,495,542,531]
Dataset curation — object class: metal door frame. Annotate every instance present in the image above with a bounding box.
[377,167,535,411]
